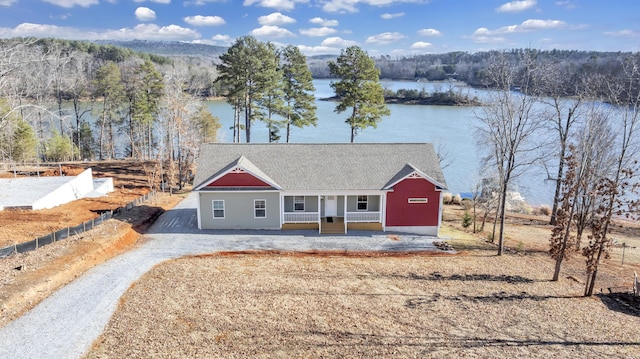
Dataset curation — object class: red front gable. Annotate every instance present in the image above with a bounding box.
[386,176,440,227]
[206,168,272,187]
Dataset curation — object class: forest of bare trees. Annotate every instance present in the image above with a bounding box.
[472,49,639,295]
[0,38,220,190]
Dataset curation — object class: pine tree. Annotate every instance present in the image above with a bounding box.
[280,45,317,143]
[328,46,390,142]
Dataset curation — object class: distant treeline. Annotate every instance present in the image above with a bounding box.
[309,48,636,95]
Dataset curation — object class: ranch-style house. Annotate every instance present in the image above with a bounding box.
[193,143,447,236]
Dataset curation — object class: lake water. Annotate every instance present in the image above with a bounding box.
[207,79,555,206]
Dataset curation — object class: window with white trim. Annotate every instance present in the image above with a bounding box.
[254,199,266,218]
[357,195,368,211]
[294,196,305,211]
[212,200,225,218]
[408,198,428,203]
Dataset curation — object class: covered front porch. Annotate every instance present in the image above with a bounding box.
[281,194,384,234]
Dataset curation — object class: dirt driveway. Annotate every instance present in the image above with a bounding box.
[0,193,444,359]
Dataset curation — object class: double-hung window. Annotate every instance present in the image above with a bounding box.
[294,196,305,211]
[212,200,225,218]
[254,199,266,218]
[357,195,368,211]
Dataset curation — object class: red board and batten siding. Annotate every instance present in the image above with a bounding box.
[386,177,440,227]
[206,172,272,187]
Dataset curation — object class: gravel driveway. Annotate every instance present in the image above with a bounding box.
[0,193,441,359]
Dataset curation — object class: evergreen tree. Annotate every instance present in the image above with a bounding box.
[256,42,284,143]
[328,46,390,142]
[44,130,77,162]
[280,44,317,143]
[93,61,125,160]
[132,60,164,159]
[217,36,276,143]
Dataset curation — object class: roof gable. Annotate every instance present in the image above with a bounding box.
[193,143,447,191]
[383,163,447,190]
[194,155,281,190]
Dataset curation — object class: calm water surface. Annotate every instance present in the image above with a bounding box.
[207,79,554,205]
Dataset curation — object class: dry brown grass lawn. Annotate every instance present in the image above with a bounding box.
[86,253,639,359]
[85,205,640,359]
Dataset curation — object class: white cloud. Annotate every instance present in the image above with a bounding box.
[604,29,640,38]
[555,1,576,10]
[105,24,201,41]
[249,25,296,38]
[258,12,296,26]
[0,22,201,41]
[297,44,340,55]
[135,7,156,22]
[411,41,432,49]
[41,0,98,8]
[190,0,228,5]
[520,19,566,30]
[365,32,406,45]
[243,0,308,11]
[0,0,18,6]
[496,0,537,13]
[299,27,337,37]
[184,15,226,26]
[309,17,338,27]
[322,0,425,13]
[417,28,441,37]
[134,0,171,3]
[208,34,234,45]
[381,12,404,19]
[321,36,358,47]
[297,37,358,55]
[471,19,566,41]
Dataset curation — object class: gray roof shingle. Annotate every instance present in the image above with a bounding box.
[193,143,447,191]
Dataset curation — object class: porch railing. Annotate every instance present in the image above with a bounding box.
[346,211,381,223]
[283,212,319,223]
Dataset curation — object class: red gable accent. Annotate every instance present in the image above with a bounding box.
[206,172,272,187]
[386,177,440,227]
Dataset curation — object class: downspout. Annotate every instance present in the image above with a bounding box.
[196,192,202,230]
[437,190,443,237]
[279,193,284,229]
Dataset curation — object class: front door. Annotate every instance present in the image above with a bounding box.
[325,195,338,217]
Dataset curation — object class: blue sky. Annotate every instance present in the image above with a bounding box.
[0,0,638,56]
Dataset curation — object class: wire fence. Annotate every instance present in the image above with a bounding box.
[0,191,156,258]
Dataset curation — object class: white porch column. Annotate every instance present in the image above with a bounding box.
[280,194,284,228]
[381,193,386,232]
[343,195,347,234]
[317,195,321,234]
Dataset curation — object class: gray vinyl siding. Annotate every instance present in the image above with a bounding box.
[199,192,280,229]
[284,196,319,212]
[347,195,380,212]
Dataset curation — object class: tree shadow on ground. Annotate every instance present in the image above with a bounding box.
[404,292,579,308]
[397,272,535,283]
[279,329,640,352]
[598,293,640,317]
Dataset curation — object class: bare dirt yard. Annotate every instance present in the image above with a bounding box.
[0,161,158,247]
[0,161,184,327]
[85,206,640,358]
